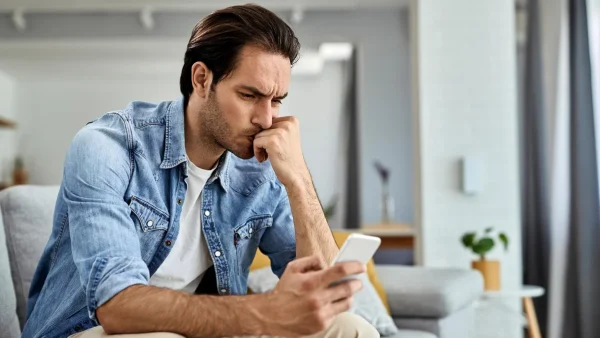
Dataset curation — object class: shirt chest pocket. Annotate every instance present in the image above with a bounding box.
[233,215,273,275]
[129,197,170,232]
[129,197,170,262]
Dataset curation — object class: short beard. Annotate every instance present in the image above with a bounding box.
[200,91,257,160]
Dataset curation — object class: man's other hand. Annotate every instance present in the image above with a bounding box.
[256,255,365,337]
[253,116,310,188]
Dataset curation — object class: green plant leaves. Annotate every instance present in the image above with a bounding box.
[499,232,509,251]
[472,237,494,256]
[462,229,509,259]
[461,232,476,248]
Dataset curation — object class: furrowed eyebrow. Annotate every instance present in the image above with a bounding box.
[239,85,288,100]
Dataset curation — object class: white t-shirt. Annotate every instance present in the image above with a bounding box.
[149,159,215,293]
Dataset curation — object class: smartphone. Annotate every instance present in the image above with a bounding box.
[329,233,381,285]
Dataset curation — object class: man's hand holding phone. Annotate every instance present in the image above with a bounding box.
[255,256,365,337]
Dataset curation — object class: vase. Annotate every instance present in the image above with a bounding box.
[380,183,394,224]
[13,167,28,185]
[13,157,28,185]
[471,260,500,291]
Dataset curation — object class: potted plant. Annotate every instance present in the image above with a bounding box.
[461,227,508,291]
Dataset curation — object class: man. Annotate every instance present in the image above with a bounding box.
[22,4,379,338]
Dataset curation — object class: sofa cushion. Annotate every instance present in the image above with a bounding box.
[394,303,474,338]
[0,186,59,327]
[0,207,21,337]
[376,265,483,318]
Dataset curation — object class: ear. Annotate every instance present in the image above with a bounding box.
[191,62,214,99]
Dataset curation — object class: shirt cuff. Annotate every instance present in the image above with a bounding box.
[86,256,149,323]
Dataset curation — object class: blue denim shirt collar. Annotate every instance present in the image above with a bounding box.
[159,96,230,192]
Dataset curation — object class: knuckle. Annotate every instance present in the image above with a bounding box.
[301,279,315,291]
[343,296,354,311]
[285,262,297,273]
[307,296,321,310]
[337,264,351,276]
[343,283,354,296]
[310,255,322,265]
[283,121,294,131]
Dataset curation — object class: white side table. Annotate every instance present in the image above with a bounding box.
[482,286,545,338]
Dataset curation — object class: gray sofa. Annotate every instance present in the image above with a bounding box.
[0,185,483,338]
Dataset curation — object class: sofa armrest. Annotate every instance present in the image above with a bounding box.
[375,265,483,318]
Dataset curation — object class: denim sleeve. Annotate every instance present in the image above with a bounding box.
[63,114,149,323]
[260,194,296,278]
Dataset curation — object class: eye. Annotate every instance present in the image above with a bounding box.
[272,99,282,106]
[240,93,255,99]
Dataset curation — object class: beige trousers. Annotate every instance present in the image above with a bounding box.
[70,312,379,338]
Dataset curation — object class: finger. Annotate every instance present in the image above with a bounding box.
[287,255,326,274]
[253,133,286,163]
[271,116,297,124]
[323,279,362,302]
[254,128,283,139]
[252,137,269,162]
[270,119,297,132]
[330,295,355,315]
[320,262,366,287]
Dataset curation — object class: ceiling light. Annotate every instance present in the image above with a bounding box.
[319,43,353,61]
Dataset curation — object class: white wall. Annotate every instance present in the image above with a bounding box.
[14,60,181,184]
[0,70,16,183]
[412,0,522,335]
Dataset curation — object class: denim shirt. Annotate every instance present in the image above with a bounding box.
[22,97,296,338]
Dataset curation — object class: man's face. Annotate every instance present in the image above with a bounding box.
[201,45,291,159]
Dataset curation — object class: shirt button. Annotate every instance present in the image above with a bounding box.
[248,228,253,234]
[221,288,227,293]
[204,210,210,216]
[177,199,183,205]
[215,251,221,257]
[146,220,153,227]
[165,240,172,246]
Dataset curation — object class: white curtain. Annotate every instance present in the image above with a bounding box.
[589,0,600,193]
[540,0,570,337]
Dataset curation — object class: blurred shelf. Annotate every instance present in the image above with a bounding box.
[341,222,415,249]
[0,116,16,128]
[359,222,414,237]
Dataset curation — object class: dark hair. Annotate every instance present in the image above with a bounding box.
[179,4,301,105]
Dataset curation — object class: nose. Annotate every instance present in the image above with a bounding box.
[251,101,273,130]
